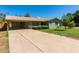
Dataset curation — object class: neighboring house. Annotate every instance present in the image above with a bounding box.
[48,20,60,29]
[5,16,58,30]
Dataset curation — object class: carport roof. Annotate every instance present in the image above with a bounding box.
[5,16,51,22]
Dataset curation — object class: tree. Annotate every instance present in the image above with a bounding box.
[62,15,70,29]
[68,21,75,28]
[24,13,31,17]
[0,13,6,29]
[66,13,74,21]
[53,18,60,25]
[72,10,79,26]
[0,13,6,23]
[62,13,75,29]
[62,19,70,29]
[74,10,79,16]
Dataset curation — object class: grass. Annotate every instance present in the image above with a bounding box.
[39,27,79,39]
[0,31,9,53]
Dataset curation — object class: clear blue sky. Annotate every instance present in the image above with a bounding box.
[0,5,79,19]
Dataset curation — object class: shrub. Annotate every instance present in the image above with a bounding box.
[68,21,75,28]
[54,28,66,31]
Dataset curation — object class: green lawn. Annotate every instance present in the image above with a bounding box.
[39,27,79,39]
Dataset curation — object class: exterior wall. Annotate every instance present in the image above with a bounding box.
[48,22,58,29]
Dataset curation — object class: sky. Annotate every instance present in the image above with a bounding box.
[0,5,79,19]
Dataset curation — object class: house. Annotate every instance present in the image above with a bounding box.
[5,16,58,30]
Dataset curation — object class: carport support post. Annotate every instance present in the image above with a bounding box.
[31,22,32,29]
[39,22,41,29]
[48,21,50,29]
[29,22,32,29]
[7,21,9,31]
[40,22,42,29]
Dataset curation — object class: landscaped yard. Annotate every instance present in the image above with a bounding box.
[0,31,9,53]
[39,27,79,40]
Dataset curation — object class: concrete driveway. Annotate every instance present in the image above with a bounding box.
[8,29,79,53]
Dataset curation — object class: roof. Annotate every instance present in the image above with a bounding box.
[5,16,51,22]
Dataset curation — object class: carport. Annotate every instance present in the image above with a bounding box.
[5,16,51,30]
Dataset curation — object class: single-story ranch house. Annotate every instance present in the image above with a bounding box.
[5,16,58,30]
